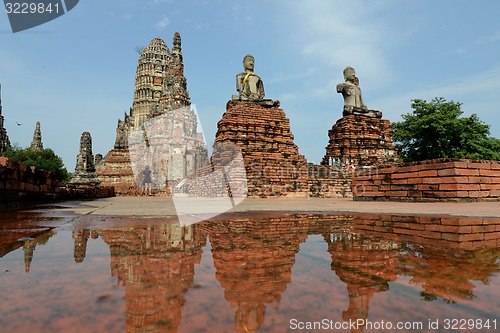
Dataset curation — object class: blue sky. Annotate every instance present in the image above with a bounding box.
[2,0,500,171]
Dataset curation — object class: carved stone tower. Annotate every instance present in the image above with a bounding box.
[132,37,170,129]
[0,84,11,155]
[97,32,207,195]
[70,132,100,185]
[30,121,43,151]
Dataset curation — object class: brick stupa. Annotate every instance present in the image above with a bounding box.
[322,66,400,167]
[321,113,400,167]
[213,100,309,197]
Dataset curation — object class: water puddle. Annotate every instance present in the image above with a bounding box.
[0,210,499,332]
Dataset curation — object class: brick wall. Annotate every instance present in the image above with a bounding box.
[353,158,500,202]
[1,157,114,209]
[307,163,352,197]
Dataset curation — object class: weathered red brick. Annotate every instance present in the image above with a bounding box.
[471,225,497,233]
[439,184,480,191]
[393,227,422,236]
[393,172,420,179]
[468,191,491,198]
[422,177,443,184]
[386,190,408,197]
[419,170,438,177]
[479,169,500,177]
[421,230,442,239]
[460,233,485,241]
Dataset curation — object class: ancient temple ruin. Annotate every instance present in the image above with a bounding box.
[70,132,100,185]
[30,121,43,151]
[97,32,208,195]
[0,85,11,155]
[212,54,309,197]
[321,66,400,167]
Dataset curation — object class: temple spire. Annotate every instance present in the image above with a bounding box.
[30,121,43,151]
[0,84,11,155]
[172,32,182,63]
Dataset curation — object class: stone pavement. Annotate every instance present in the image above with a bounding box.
[64,197,500,218]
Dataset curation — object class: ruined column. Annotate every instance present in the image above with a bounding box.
[0,84,11,155]
[30,121,43,151]
[70,131,100,185]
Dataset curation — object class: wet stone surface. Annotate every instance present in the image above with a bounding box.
[0,205,499,333]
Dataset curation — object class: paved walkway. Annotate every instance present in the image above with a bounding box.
[63,197,500,218]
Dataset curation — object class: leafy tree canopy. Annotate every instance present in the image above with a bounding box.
[393,97,500,162]
[3,145,71,183]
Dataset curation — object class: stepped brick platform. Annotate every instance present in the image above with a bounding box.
[321,114,400,167]
[96,149,138,195]
[353,158,500,202]
[213,101,309,197]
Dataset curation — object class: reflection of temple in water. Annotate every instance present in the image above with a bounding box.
[96,223,206,332]
[4,212,498,333]
[72,229,91,263]
[323,232,400,333]
[201,213,353,333]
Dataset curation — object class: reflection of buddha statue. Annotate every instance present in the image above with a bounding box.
[232,54,279,107]
[337,66,382,118]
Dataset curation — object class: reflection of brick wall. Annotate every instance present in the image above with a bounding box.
[399,246,499,303]
[353,214,500,249]
[353,158,500,202]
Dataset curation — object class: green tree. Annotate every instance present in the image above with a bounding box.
[4,145,71,183]
[393,97,500,162]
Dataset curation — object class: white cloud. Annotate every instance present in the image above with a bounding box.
[155,16,170,30]
[278,1,395,88]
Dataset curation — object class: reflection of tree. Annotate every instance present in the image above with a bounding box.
[98,223,206,333]
[399,245,500,303]
[324,233,400,333]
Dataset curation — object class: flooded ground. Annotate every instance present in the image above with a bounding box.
[0,203,499,332]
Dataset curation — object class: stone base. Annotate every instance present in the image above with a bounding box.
[343,106,382,118]
[322,114,400,167]
[96,148,139,195]
[212,101,309,197]
[69,172,100,186]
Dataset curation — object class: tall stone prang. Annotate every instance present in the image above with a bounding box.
[321,67,400,167]
[30,121,43,151]
[212,55,308,197]
[97,32,207,195]
[0,84,11,155]
[70,132,100,185]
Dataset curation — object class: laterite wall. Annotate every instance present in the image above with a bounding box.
[353,158,500,202]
